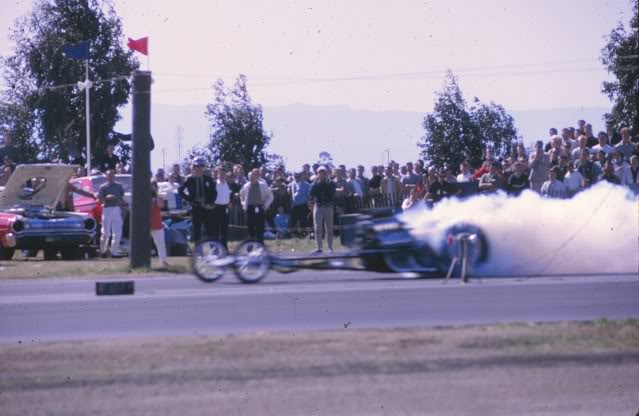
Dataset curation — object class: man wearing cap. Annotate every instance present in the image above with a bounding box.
[179,157,217,243]
[239,168,274,243]
[478,161,506,193]
[309,166,337,254]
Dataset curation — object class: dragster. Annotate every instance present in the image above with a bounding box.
[191,208,490,284]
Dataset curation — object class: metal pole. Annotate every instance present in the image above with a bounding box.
[460,237,468,283]
[85,60,91,173]
[130,70,152,269]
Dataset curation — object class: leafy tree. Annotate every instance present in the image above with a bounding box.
[600,0,638,133]
[0,0,138,164]
[317,151,335,167]
[418,71,518,169]
[264,153,286,171]
[202,74,280,171]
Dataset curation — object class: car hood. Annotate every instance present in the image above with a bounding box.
[0,164,78,210]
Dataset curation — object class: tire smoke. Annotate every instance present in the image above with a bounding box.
[401,182,638,276]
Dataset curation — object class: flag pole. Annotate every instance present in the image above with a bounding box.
[85,59,91,173]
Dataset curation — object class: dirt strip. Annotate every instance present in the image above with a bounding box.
[1,320,637,416]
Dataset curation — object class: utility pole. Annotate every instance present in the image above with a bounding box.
[162,148,166,173]
[175,126,183,163]
[130,70,152,269]
[384,148,391,165]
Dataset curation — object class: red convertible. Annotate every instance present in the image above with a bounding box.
[0,164,97,260]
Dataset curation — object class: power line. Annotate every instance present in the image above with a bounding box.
[151,66,604,94]
[153,57,600,81]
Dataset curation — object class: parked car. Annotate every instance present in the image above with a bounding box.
[0,164,97,260]
[70,173,189,257]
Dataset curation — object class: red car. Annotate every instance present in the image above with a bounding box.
[0,164,97,260]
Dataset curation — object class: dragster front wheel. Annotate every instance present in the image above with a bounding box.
[233,240,271,284]
[192,240,228,283]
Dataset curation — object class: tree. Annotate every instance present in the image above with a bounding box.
[600,0,638,133]
[418,71,518,169]
[317,151,335,168]
[202,74,280,170]
[0,0,138,164]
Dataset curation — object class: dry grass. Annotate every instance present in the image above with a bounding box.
[0,320,637,416]
[0,237,346,279]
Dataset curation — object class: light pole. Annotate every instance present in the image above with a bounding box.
[77,61,93,172]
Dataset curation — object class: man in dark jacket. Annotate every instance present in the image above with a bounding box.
[178,157,217,242]
[309,166,336,254]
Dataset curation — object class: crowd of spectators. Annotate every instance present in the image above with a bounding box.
[1,120,638,246]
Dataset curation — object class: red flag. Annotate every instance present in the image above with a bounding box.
[127,37,148,55]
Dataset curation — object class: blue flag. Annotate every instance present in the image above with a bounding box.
[63,41,89,60]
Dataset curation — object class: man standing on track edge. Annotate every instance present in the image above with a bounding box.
[239,168,274,243]
[179,157,217,243]
[309,165,336,254]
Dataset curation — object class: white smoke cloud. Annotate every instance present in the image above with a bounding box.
[401,183,638,276]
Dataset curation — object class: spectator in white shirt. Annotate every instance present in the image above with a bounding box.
[561,128,577,152]
[612,150,634,187]
[563,162,584,197]
[401,189,425,211]
[540,166,568,199]
[592,132,614,156]
[456,160,472,182]
[571,135,590,161]
[212,166,232,249]
[347,168,366,198]
[614,127,635,161]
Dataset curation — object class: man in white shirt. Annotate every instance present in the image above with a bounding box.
[612,150,634,187]
[239,169,274,243]
[541,166,568,199]
[591,132,614,156]
[561,128,577,152]
[571,135,591,162]
[212,166,232,249]
[347,168,365,198]
[563,162,583,197]
[614,127,635,161]
[456,160,472,182]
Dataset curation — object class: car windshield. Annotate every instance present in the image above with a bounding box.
[92,176,132,192]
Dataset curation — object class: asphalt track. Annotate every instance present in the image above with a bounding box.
[0,271,637,343]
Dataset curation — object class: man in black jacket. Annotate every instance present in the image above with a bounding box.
[309,166,336,254]
[178,157,217,242]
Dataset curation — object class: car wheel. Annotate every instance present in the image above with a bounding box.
[191,240,228,283]
[233,240,270,284]
[43,248,59,261]
[439,223,489,273]
[0,246,15,260]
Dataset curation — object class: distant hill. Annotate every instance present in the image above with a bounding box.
[116,103,610,171]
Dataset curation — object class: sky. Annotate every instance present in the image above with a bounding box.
[1,0,634,112]
[0,0,635,168]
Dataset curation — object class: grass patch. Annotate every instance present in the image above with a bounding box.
[0,237,345,279]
